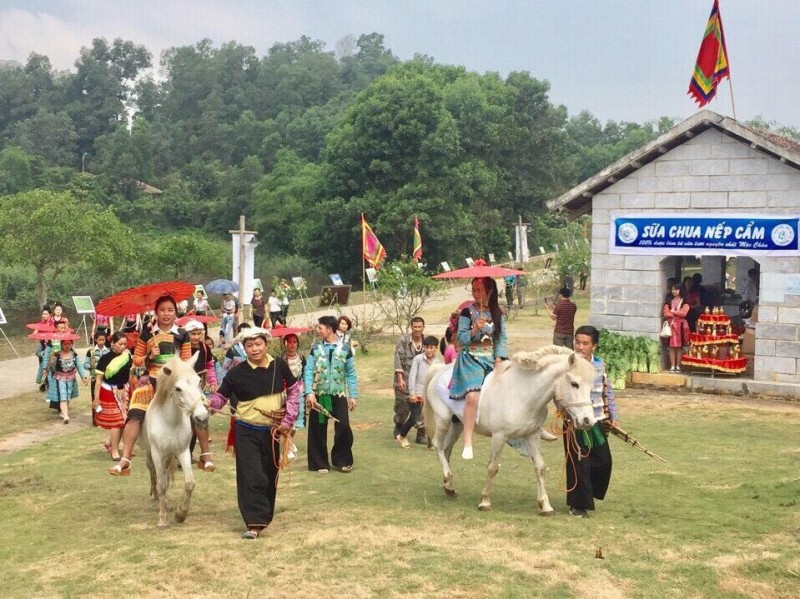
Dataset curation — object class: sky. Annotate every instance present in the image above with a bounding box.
[1,0,799,128]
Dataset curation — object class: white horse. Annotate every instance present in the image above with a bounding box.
[139,353,209,528]
[423,346,597,514]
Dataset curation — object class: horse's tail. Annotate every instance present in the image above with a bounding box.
[423,364,444,446]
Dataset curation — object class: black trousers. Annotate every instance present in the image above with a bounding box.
[307,395,353,470]
[234,422,279,529]
[564,425,612,511]
[398,401,423,438]
[253,314,264,328]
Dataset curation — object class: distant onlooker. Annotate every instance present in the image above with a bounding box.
[741,268,760,305]
[267,289,283,327]
[546,287,577,349]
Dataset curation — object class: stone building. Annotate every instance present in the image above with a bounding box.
[548,109,800,393]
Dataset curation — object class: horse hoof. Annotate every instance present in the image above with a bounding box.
[175,512,188,523]
[478,503,492,511]
[444,488,458,498]
[156,522,169,529]
[539,510,556,517]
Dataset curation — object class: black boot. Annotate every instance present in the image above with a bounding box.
[415,427,427,445]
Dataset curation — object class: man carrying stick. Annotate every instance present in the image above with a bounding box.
[303,315,359,473]
[208,327,300,539]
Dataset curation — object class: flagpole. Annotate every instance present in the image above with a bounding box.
[361,214,368,337]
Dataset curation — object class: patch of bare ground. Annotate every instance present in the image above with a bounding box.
[0,414,90,454]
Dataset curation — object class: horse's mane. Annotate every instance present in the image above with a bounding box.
[152,355,199,405]
[511,345,575,371]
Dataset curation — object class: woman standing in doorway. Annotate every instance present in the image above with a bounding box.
[663,283,690,372]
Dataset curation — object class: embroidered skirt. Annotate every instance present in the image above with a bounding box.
[449,349,493,400]
[96,384,128,429]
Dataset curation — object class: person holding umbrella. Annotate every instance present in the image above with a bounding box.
[220,293,240,347]
[36,332,89,424]
[449,277,507,460]
[110,294,192,476]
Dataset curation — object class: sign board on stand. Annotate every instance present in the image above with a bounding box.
[291,276,310,313]
[441,262,451,272]
[365,267,378,288]
[72,296,95,345]
[539,246,546,254]
[329,273,344,286]
[0,305,18,357]
[319,285,352,307]
[488,253,496,264]
[507,251,514,261]
[465,257,476,268]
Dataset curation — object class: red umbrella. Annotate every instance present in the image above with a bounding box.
[26,322,56,331]
[176,315,219,326]
[96,281,196,317]
[267,326,313,338]
[432,265,525,279]
[28,331,80,341]
[97,302,142,318]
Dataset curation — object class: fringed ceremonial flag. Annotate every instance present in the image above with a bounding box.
[362,214,386,269]
[688,0,730,107]
[412,217,423,262]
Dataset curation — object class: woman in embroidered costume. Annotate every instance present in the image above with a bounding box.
[93,332,132,460]
[449,277,507,460]
[109,295,191,476]
[37,337,89,424]
[184,320,218,471]
[281,333,306,462]
[662,283,690,372]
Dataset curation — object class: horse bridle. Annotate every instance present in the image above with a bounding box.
[171,382,204,416]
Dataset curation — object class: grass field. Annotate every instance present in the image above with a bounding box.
[0,294,798,598]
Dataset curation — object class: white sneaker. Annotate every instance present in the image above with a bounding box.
[462,446,473,460]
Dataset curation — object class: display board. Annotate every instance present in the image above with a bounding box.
[329,273,344,286]
[72,295,96,315]
[319,285,351,307]
[365,267,378,284]
[0,305,6,326]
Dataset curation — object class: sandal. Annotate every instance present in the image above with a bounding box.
[241,529,260,539]
[109,457,131,476]
[396,435,411,449]
[197,453,216,472]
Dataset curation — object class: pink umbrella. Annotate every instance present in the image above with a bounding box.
[26,322,56,331]
[432,265,524,279]
[28,331,80,341]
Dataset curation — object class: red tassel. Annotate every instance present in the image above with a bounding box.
[226,416,236,454]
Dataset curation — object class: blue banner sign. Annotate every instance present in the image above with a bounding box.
[610,214,800,256]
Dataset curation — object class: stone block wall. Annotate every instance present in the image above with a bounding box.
[590,128,800,383]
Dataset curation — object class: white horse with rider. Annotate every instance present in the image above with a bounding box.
[423,345,597,513]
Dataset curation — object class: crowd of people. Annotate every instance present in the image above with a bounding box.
[30,272,617,537]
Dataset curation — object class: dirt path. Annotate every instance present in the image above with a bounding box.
[0,413,91,454]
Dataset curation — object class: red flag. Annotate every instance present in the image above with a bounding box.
[362,214,386,269]
[412,217,422,262]
[688,0,730,107]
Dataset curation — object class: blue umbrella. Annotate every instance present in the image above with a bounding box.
[206,279,239,295]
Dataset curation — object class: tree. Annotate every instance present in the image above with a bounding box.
[0,190,133,306]
[373,259,443,334]
[66,38,152,154]
[10,109,79,166]
[138,231,229,281]
[0,146,35,194]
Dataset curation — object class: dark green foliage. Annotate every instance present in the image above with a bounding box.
[1,33,761,301]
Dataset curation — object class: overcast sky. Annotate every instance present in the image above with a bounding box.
[2,1,799,128]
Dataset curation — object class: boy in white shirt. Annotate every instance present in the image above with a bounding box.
[396,336,440,448]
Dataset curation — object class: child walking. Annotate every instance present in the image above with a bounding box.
[396,336,440,448]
